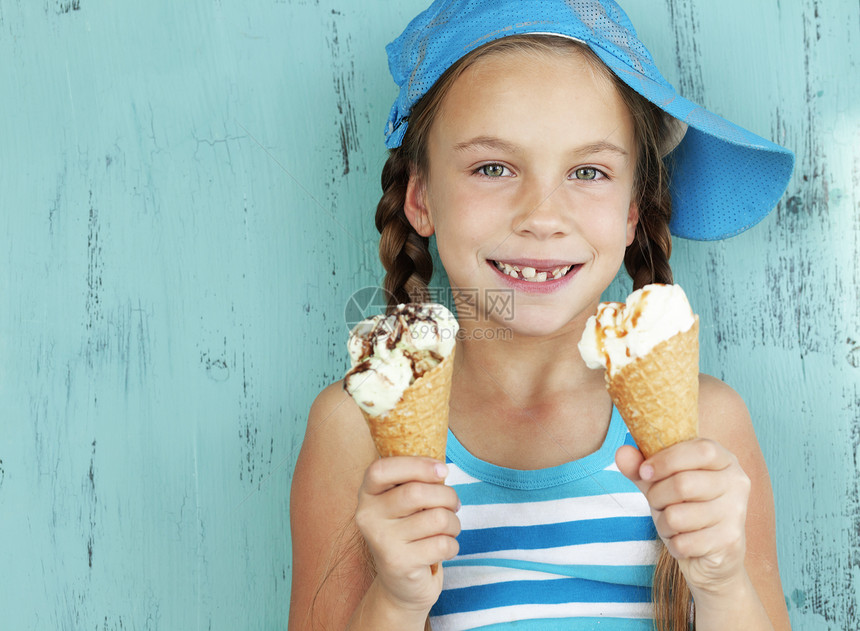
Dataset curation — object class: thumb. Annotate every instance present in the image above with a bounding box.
[615,445,649,493]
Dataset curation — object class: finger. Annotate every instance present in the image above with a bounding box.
[646,469,727,510]
[664,521,745,561]
[399,507,461,543]
[362,456,448,495]
[615,445,649,493]
[642,438,734,483]
[359,504,459,565]
[654,499,720,539]
[386,481,461,518]
[373,531,460,579]
[409,533,461,568]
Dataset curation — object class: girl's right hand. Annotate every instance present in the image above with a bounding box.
[355,456,461,614]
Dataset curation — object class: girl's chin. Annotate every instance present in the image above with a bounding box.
[472,305,582,341]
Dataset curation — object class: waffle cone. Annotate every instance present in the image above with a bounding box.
[607,318,699,459]
[362,347,455,461]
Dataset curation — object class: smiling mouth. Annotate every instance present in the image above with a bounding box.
[492,260,575,282]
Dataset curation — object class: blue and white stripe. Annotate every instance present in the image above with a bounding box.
[429,408,660,630]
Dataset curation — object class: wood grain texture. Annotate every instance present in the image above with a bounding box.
[0,0,856,628]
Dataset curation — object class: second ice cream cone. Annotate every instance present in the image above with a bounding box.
[607,318,699,459]
[362,347,455,461]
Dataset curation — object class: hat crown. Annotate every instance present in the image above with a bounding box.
[386,0,671,145]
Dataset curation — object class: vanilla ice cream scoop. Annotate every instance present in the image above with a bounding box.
[578,284,696,377]
[345,303,459,415]
[578,283,700,458]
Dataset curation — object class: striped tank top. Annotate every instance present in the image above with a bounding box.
[429,407,661,630]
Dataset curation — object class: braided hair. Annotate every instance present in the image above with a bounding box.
[616,76,675,291]
[375,150,433,307]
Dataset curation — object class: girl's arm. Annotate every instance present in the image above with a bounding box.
[694,375,790,630]
[289,383,377,630]
[617,374,791,630]
[289,383,459,631]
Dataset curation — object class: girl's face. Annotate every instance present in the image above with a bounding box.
[407,48,639,338]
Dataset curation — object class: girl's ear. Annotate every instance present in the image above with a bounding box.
[404,172,435,237]
[626,200,639,247]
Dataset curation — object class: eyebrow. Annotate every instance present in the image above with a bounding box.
[452,136,629,157]
[453,136,520,154]
[576,140,630,157]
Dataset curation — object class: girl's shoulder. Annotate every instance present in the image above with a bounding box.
[307,379,365,433]
[299,380,378,478]
[698,373,750,425]
[292,381,378,528]
[696,373,764,471]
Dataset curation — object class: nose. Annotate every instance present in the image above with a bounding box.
[511,176,570,240]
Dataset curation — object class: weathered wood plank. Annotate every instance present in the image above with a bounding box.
[0,0,856,628]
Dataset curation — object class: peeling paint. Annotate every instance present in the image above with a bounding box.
[85,190,105,365]
[200,337,230,382]
[237,343,274,489]
[847,339,860,369]
[327,18,361,176]
[0,1,857,629]
[48,161,67,236]
[666,0,705,104]
[85,439,96,569]
[55,0,81,15]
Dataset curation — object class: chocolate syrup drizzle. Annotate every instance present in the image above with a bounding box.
[344,304,444,387]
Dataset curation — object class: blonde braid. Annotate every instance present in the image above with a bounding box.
[612,71,693,629]
[620,88,675,291]
[375,149,433,310]
[624,189,674,291]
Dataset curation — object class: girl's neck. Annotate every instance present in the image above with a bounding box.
[453,318,597,402]
[447,320,613,469]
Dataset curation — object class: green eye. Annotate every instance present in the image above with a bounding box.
[480,164,507,177]
[574,167,599,180]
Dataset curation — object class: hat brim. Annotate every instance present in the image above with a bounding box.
[384,9,795,241]
[592,48,795,240]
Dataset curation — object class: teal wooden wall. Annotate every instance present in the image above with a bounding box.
[1,1,856,629]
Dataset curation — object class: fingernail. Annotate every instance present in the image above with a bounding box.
[435,463,449,479]
[456,499,462,512]
[640,464,654,480]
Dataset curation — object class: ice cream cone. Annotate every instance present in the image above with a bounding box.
[361,347,455,461]
[606,318,699,459]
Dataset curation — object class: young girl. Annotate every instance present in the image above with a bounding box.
[290,1,794,629]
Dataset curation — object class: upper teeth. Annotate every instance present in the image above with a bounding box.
[494,261,572,282]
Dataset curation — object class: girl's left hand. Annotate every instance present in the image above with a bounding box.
[616,438,752,595]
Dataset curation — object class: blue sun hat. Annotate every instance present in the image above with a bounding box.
[384,0,794,241]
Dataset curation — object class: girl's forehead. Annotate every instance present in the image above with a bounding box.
[433,50,633,148]
[451,46,619,107]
